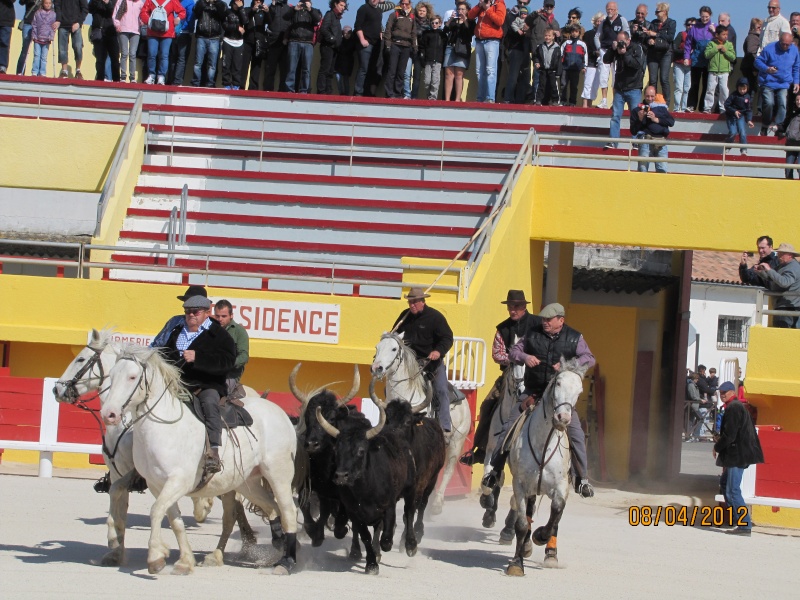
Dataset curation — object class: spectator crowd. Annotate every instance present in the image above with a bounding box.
[1,1,799,124]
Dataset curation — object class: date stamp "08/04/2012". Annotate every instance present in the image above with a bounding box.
[628,506,748,527]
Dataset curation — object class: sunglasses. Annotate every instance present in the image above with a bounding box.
[184,308,207,315]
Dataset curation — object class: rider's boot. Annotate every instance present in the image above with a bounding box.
[459,446,485,467]
[205,447,223,474]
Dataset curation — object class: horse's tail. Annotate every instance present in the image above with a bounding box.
[292,445,311,508]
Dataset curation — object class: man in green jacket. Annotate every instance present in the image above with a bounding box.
[214,299,250,394]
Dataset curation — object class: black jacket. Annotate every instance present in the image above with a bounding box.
[630,102,674,137]
[724,87,753,122]
[739,252,780,286]
[283,4,322,44]
[353,0,383,45]
[520,323,582,397]
[266,0,293,42]
[318,9,343,48]
[534,42,562,74]
[419,28,446,64]
[715,401,765,469]
[496,312,538,370]
[223,0,246,40]
[19,0,39,26]
[629,16,650,47]
[335,33,357,75]
[88,0,116,32]
[54,0,89,27]
[393,305,453,371]
[444,18,475,60]
[243,3,268,45]
[159,319,237,397]
[646,17,675,58]
[603,40,646,91]
[504,11,529,53]
[194,0,228,38]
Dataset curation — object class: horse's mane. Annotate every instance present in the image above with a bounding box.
[89,328,118,350]
[559,357,589,378]
[118,343,187,397]
[381,332,420,374]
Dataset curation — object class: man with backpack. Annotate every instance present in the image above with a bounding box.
[140,0,186,84]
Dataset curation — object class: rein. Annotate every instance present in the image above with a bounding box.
[529,371,572,495]
[56,345,106,404]
[117,356,184,429]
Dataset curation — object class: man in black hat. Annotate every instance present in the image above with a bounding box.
[460,290,536,466]
[154,288,237,473]
[393,287,454,434]
[483,302,597,498]
[151,285,209,348]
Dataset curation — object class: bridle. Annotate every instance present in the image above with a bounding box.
[55,344,107,404]
[528,370,574,494]
[115,355,183,429]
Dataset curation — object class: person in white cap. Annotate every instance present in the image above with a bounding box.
[483,302,597,498]
[755,242,800,328]
[393,287,454,435]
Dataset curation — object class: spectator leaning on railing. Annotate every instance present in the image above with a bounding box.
[754,243,800,329]
[755,33,800,136]
[739,235,780,285]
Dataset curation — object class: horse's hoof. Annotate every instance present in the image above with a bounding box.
[100,550,123,567]
[171,562,194,576]
[499,527,515,545]
[380,539,393,553]
[479,493,496,510]
[349,547,363,560]
[148,557,167,574]
[365,563,379,575]
[201,549,224,567]
[482,510,497,529]
[413,524,424,541]
[272,558,295,576]
[543,556,559,569]
[532,527,548,546]
[505,562,525,577]
[522,540,533,558]
[429,497,443,516]
[406,544,417,558]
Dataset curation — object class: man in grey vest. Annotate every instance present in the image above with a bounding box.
[482,302,596,497]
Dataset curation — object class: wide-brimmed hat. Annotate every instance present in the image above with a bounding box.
[404,287,431,301]
[177,285,207,301]
[538,303,565,318]
[183,295,212,309]
[501,290,530,305]
[776,243,800,256]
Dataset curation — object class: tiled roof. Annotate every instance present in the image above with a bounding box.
[571,267,676,294]
[691,251,745,285]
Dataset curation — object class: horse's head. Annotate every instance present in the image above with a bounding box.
[371,331,405,379]
[53,328,119,403]
[546,357,589,430]
[99,345,163,426]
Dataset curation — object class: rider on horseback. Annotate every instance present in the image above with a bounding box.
[482,302,597,498]
[460,290,535,466]
[393,287,454,437]
[156,289,237,474]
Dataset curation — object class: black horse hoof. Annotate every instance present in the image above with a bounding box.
[499,527,515,545]
[365,563,379,575]
[482,510,497,529]
[348,546,362,560]
[379,539,393,553]
[333,526,348,539]
[272,557,295,576]
[479,493,496,510]
[532,526,548,546]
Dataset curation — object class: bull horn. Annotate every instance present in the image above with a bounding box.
[339,364,361,407]
[365,400,386,441]
[368,377,387,410]
[412,381,433,414]
[289,363,308,406]
[315,406,340,438]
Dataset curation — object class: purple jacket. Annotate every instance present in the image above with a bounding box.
[683,20,714,63]
[32,7,57,44]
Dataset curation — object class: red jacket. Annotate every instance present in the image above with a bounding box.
[468,0,506,41]
[140,0,187,39]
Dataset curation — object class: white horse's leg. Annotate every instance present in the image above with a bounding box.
[146,480,193,575]
[101,470,133,566]
[258,461,299,575]
[200,491,237,567]
[192,496,214,523]
[166,500,196,576]
[431,404,468,515]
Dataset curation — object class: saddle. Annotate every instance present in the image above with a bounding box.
[187,393,254,429]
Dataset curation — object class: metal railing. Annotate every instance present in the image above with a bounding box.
[445,337,487,390]
[0,238,462,297]
[95,92,144,237]
[533,132,800,176]
[754,289,800,325]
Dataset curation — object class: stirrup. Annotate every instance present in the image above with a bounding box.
[93,473,111,494]
[481,471,498,495]
[459,450,476,466]
[576,479,594,498]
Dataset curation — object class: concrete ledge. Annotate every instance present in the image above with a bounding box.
[0,187,98,236]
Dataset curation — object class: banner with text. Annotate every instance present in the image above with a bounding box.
[228,298,340,344]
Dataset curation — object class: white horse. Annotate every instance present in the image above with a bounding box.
[505,358,588,576]
[370,331,472,515]
[99,344,298,575]
[53,329,259,567]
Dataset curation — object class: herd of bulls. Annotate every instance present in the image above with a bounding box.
[290,364,446,575]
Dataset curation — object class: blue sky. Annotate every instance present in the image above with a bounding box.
[14,0,765,55]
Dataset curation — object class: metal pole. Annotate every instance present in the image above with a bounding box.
[259,119,265,169]
[180,184,188,245]
[440,127,445,180]
[349,124,354,176]
[170,115,176,167]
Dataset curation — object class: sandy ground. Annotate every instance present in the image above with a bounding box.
[1,461,799,600]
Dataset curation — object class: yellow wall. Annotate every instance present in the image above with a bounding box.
[753,506,800,529]
[528,167,800,252]
[568,304,638,481]
[0,117,121,192]
[744,326,800,400]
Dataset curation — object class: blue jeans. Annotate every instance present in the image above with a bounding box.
[168,32,193,85]
[786,150,800,180]
[147,37,171,79]
[16,24,33,74]
[673,63,691,110]
[637,138,669,173]
[610,88,642,144]
[761,87,788,128]
[354,43,375,96]
[726,115,748,145]
[31,42,50,76]
[335,72,350,95]
[474,39,500,102]
[57,26,83,65]
[192,36,220,87]
[431,363,452,432]
[403,55,412,98]
[0,25,11,71]
[691,406,709,437]
[724,466,750,530]
[285,41,313,93]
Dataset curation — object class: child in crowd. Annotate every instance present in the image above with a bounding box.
[560,24,587,107]
[723,77,754,156]
[420,16,446,100]
[335,26,356,95]
[703,24,735,113]
[533,28,562,106]
[30,0,57,77]
[778,94,800,179]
